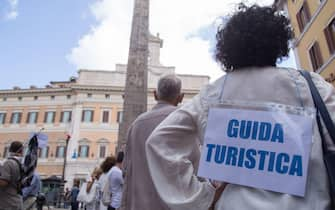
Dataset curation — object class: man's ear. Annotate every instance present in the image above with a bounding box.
[178,93,184,104]
[154,90,158,101]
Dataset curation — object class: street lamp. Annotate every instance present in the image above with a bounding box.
[57,134,71,207]
[62,134,71,181]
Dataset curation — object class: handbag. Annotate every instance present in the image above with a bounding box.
[77,182,88,202]
[102,176,112,206]
[299,70,335,204]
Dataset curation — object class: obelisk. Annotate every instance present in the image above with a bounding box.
[117,0,149,151]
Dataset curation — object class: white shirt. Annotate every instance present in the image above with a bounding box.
[146,67,334,210]
[108,166,123,208]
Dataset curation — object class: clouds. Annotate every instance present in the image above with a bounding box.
[2,0,19,20]
[68,0,289,81]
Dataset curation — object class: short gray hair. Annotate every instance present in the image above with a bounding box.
[156,74,182,101]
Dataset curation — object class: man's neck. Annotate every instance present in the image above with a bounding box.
[115,163,122,169]
[157,100,176,106]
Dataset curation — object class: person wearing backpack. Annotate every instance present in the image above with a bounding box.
[0,141,24,210]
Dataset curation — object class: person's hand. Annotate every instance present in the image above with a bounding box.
[208,183,228,210]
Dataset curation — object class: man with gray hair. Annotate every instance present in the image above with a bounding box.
[120,74,184,210]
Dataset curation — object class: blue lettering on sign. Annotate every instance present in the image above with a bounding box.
[227,120,284,143]
[227,119,239,138]
[204,144,303,177]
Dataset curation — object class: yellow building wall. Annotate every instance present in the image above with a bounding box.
[286,0,335,86]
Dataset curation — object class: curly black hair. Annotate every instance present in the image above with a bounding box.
[215,4,293,71]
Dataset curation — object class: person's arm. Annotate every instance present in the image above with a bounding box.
[146,97,216,210]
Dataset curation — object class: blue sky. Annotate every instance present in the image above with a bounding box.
[0,0,296,90]
[0,0,95,89]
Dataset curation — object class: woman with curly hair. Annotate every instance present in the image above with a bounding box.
[145,4,334,210]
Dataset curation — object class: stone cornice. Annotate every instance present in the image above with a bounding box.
[0,85,201,96]
[0,88,72,95]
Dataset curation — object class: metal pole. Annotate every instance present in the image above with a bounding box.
[58,134,71,208]
[62,134,71,181]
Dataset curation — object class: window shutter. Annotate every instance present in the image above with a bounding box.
[56,146,59,158]
[90,111,94,122]
[315,42,323,68]
[44,112,47,123]
[35,112,38,123]
[78,146,82,157]
[81,111,85,122]
[69,111,72,122]
[60,112,64,123]
[46,146,49,158]
[26,113,30,123]
[296,12,303,32]
[103,111,109,123]
[3,113,6,124]
[52,112,55,123]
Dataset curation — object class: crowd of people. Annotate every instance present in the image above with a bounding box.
[0,3,335,210]
[69,152,124,210]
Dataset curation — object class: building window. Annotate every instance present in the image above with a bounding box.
[10,112,22,124]
[60,111,72,123]
[87,93,92,98]
[34,96,38,100]
[99,145,106,158]
[82,110,94,122]
[56,146,65,158]
[3,146,9,158]
[39,146,49,158]
[325,18,335,55]
[44,111,56,123]
[309,41,323,71]
[3,97,7,102]
[50,95,55,100]
[67,95,71,99]
[105,94,110,99]
[296,2,311,32]
[78,145,89,158]
[18,96,22,101]
[117,111,123,123]
[102,111,109,123]
[0,113,6,124]
[26,112,38,124]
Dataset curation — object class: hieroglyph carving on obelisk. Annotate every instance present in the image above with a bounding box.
[117,0,149,151]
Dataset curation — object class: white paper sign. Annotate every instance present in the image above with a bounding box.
[197,108,313,196]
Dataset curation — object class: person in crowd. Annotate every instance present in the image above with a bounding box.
[85,167,103,210]
[146,4,335,210]
[64,187,70,209]
[121,74,184,210]
[22,172,41,210]
[108,152,124,210]
[0,141,24,210]
[70,179,80,210]
[99,156,116,210]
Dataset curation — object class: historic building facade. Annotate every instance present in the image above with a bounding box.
[0,35,209,187]
[275,0,335,85]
